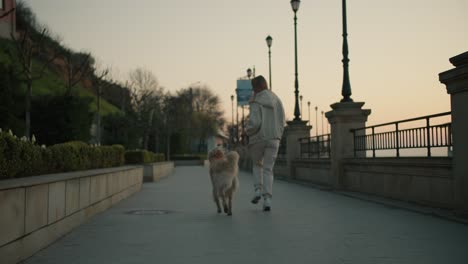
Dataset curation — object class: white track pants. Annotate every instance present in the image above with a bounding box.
[249,139,280,198]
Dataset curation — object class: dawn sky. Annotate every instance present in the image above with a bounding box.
[24,0,468,128]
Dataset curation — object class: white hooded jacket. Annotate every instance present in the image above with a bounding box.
[245,89,286,145]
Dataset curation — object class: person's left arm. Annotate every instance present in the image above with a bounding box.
[246,102,262,136]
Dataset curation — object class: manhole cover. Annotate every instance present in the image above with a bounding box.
[125,209,171,215]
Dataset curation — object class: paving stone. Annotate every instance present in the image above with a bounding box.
[24,166,468,264]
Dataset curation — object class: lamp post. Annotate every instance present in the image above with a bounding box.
[241,68,251,141]
[266,35,273,90]
[231,95,234,125]
[291,0,301,121]
[307,101,311,125]
[321,111,324,135]
[300,95,303,115]
[247,68,252,79]
[341,0,353,102]
[315,106,318,136]
[236,95,239,143]
[231,95,234,142]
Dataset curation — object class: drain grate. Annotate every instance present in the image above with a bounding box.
[125,209,172,215]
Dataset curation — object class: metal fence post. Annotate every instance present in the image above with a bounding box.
[426,117,431,157]
[371,127,376,158]
[352,130,356,158]
[395,123,400,157]
[317,135,321,159]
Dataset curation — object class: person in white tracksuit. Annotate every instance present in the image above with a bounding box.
[245,75,285,211]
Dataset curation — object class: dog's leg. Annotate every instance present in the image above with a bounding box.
[227,194,233,216]
[213,189,222,213]
[222,197,229,214]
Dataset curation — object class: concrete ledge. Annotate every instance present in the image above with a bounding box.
[0,166,143,264]
[0,189,25,247]
[0,166,142,190]
[343,157,454,208]
[292,159,331,186]
[143,162,174,182]
[173,160,204,166]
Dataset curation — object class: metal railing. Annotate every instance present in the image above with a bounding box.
[351,112,452,158]
[299,134,331,159]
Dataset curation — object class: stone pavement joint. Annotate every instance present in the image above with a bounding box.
[24,166,468,264]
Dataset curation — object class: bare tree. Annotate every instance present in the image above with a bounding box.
[91,65,110,144]
[129,67,159,93]
[128,68,163,150]
[8,26,60,138]
[63,50,93,95]
[170,85,225,153]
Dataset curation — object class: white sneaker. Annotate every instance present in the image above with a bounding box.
[251,189,262,204]
[263,197,271,212]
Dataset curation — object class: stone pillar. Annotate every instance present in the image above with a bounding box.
[439,51,468,214]
[284,120,311,179]
[325,102,371,189]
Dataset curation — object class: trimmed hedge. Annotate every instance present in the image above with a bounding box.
[125,150,165,164]
[0,131,125,179]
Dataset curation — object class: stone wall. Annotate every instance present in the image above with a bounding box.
[275,156,453,209]
[291,159,331,186]
[143,162,174,182]
[342,158,453,208]
[273,158,288,178]
[0,166,144,264]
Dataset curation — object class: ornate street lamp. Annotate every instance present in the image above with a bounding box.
[236,95,239,142]
[291,0,301,121]
[321,110,324,135]
[300,95,303,115]
[341,0,353,102]
[307,101,311,125]
[266,35,273,90]
[242,68,252,139]
[247,68,252,79]
[231,95,234,124]
[231,95,234,142]
[315,106,318,136]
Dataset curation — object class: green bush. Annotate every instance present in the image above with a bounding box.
[31,95,94,146]
[125,150,165,164]
[0,131,125,180]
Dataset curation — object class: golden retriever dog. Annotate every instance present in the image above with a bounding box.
[208,148,239,216]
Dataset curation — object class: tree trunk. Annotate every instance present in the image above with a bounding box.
[97,87,101,145]
[166,132,171,161]
[25,79,32,139]
[143,109,154,150]
[154,131,159,153]
[121,86,126,114]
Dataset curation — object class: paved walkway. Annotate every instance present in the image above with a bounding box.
[25,166,468,264]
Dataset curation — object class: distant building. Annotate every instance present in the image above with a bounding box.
[0,0,16,39]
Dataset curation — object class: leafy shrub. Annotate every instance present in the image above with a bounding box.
[125,150,165,164]
[31,95,94,146]
[0,131,125,180]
